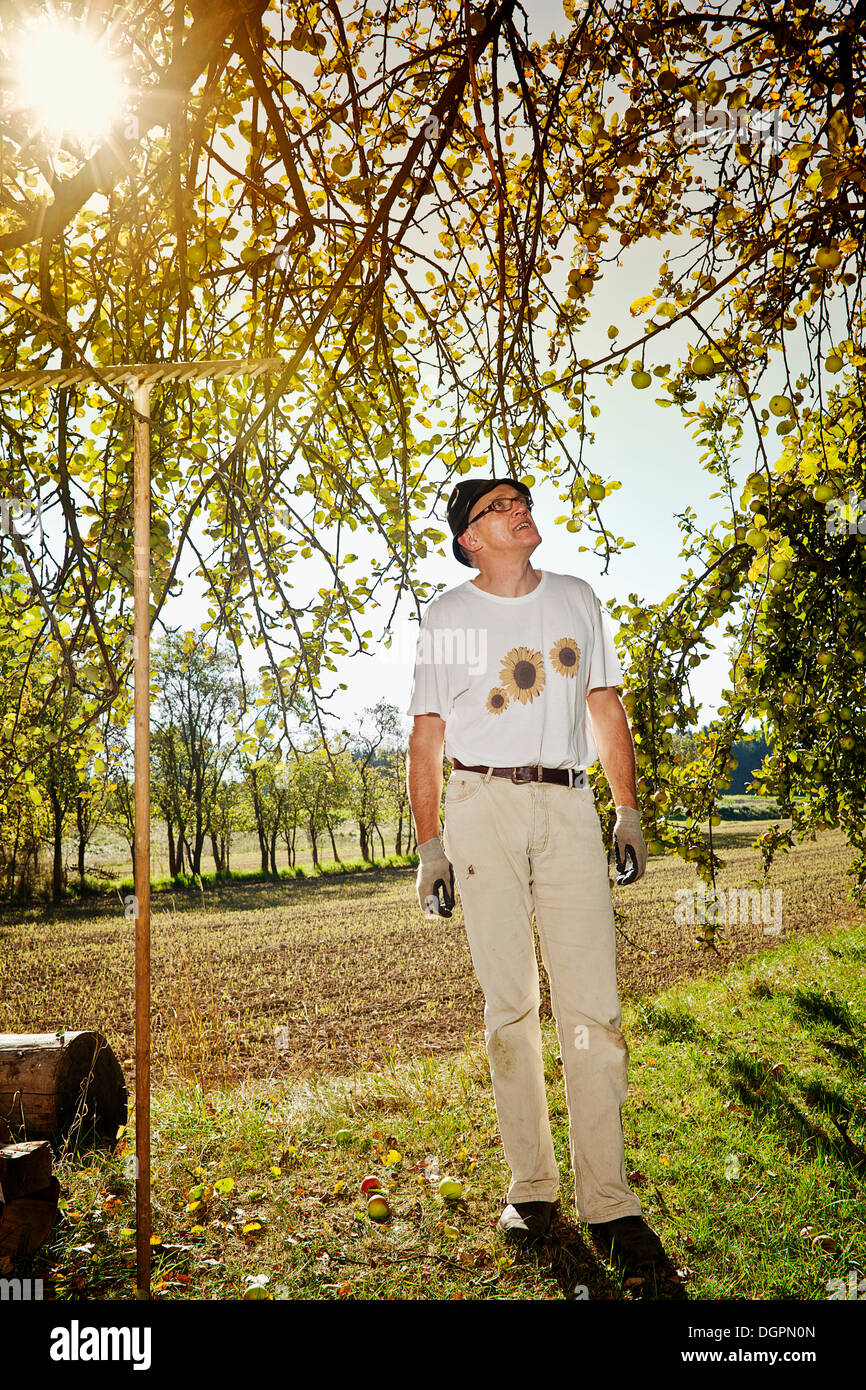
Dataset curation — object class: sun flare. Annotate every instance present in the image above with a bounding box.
[14,16,127,143]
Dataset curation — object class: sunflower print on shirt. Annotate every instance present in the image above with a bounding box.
[550,637,580,676]
[499,646,546,705]
[486,687,510,714]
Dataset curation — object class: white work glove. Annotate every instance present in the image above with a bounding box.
[416,835,455,918]
[613,806,647,884]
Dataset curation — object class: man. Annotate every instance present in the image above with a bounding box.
[405,476,669,1274]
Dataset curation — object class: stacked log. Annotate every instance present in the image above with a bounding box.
[0,1033,128,1274]
[0,1140,59,1274]
[0,1033,127,1273]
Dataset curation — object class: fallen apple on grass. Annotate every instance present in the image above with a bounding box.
[360,1175,382,1194]
[366,1193,391,1222]
[438,1177,463,1200]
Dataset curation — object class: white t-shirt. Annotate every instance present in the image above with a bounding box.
[406,569,623,770]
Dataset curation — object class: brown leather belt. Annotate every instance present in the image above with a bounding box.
[452,758,587,788]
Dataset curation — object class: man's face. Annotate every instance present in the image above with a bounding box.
[460,484,540,565]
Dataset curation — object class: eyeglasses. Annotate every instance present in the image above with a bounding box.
[467,494,534,525]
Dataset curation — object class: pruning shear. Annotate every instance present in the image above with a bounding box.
[423,874,454,919]
[614,843,640,887]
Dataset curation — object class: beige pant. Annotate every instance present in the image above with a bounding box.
[442,768,641,1223]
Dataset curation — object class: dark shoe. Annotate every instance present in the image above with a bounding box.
[587,1215,669,1271]
[497,1200,558,1245]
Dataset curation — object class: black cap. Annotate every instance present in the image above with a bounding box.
[445,477,532,567]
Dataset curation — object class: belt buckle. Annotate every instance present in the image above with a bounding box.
[510,765,535,783]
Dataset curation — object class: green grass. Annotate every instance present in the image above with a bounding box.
[669,795,783,823]
[56,853,420,904]
[48,819,416,896]
[25,918,866,1301]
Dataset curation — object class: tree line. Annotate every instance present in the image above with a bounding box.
[0,628,414,902]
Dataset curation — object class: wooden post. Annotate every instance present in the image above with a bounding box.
[133,379,151,1299]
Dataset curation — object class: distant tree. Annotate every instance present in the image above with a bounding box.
[669,729,703,767]
[72,724,121,892]
[110,736,136,863]
[38,686,119,898]
[151,630,244,877]
[292,740,349,869]
[729,734,771,796]
[207,776,246,873]
[41,743,77,899]
[244,757,290,875]
[237,696,294,874]
[0,792,41,902]
[275,757,304,869]
[345,700,403,861]
[152,724,194,878]
[383,741,414,855]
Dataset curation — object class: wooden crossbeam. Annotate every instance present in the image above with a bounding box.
[0,356,285,391]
